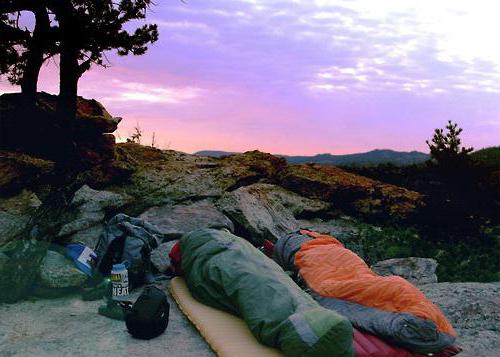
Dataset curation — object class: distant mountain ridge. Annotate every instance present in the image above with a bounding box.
[195,149,430,166]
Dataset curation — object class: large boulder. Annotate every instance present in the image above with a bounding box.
[57,185,130,247]
[278,164,423,220]
[39,250,87,289]
[371,257,438,285]
[139,199,234,239]
[216,184,326,244]
[0,190,41,245]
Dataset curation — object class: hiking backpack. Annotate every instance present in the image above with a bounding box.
[124,285,170,339]
[95,214,162,287]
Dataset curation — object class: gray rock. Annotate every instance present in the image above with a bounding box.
[0,239,51,302]
[371,257,438,285]
[0,190,41,245]
[298,217,360,240]
[0,252,8,274]
[151,240,179,272]
[67,224,104,249]
[58,185,130,238]
[420,282,500,356]
[254,183,331,217]
[110,147,287,216]
[139,199,234,239]
[0,281,498,356]
[39,250,87,289]
[0,281,214,357]
[217,184,305,244]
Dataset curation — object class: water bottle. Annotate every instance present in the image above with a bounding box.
[111,263,129,301]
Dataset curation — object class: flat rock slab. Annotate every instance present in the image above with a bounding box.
[420,282,500,357]
[0,281,214,357]
[0,281,499,356]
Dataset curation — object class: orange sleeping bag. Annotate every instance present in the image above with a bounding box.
[295,230,456,337]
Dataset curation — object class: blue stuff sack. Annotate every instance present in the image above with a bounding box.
[66,243,97,276]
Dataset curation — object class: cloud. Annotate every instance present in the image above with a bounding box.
[164,0,500,97]
[153,20,219,45]
[103,81,202,104]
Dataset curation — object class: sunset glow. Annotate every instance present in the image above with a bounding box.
[1,0,499,154]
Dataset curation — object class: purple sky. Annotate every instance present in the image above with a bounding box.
[2,0,500,154]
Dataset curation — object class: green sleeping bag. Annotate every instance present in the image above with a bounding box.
[181,229,354,357]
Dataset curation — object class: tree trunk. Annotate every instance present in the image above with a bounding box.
[54,4,82,165]
[58,45,80,122]
[51,0,81,124]
[20,5,50,106]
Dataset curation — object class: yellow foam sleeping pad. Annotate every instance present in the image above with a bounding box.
[169,277,283,357]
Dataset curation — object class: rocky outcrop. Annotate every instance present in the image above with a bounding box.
[107,146,422,223]
[39,250,87,289]
[83,144,136,188]
[0,139,430,302]
[0,190,41,245]
[0,92,120,168]
[0,145,427,254]
[0,141,424,238]
[279,163,423,220]
[371,257,438,285]
[107,145,288,215]
[139,200,234,239]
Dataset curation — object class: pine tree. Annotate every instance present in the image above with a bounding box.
[1,0,159,119]
[426,120,473,169]
[47,0,159,121]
